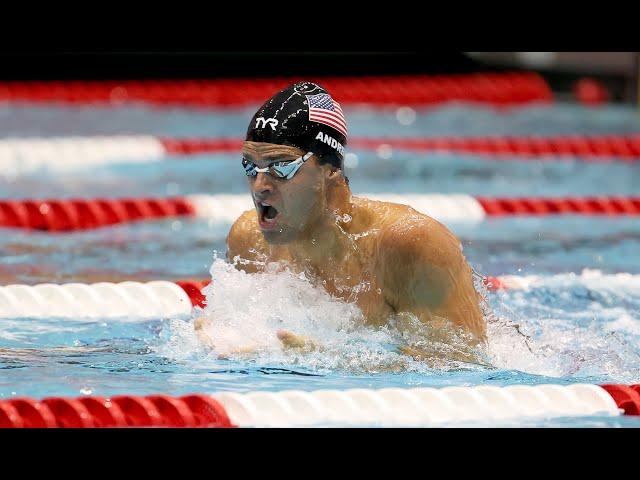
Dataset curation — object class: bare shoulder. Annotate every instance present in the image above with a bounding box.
[376,202,464,266]
[373,201,471,303]
[226,209,269,271]
[365,198,484,339]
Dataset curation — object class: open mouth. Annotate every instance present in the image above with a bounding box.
[257,201,280,225]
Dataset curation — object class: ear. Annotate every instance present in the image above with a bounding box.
[324,165,341,183]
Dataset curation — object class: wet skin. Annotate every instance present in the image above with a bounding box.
[196,142,486,359]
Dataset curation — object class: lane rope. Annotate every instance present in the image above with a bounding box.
[2,195,639,231]
[0,72,552,107]
[3,135,639,175]
[2,271,638,319]
[1,384,637,427]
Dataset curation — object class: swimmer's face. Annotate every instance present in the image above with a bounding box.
[242,141,332,244]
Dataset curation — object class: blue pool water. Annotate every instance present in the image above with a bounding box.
[1,101,639,427]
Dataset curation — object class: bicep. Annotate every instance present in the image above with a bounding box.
[382,220,467,313]
[381,220,485,339]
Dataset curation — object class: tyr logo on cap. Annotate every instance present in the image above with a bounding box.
[254,117,279,131]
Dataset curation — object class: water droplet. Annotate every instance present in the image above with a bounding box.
[376,144,393,160]
[396,106,416,125]
[344,153,359,168]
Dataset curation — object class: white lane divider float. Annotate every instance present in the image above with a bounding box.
[186,193,488,225]
[0,136,165,174]
[210,384,621,427]
[1,270,640,320]
[0,281,192,320]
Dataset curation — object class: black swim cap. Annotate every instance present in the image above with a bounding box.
[246,81,348,169]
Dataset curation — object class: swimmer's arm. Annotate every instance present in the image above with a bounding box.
[379,219,486,341]
[276,330,319,352]
[193,315,261,356]
[226,210,267,274]
[194,315,214,347]
[194,317,317,355]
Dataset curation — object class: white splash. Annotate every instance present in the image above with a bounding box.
[159,260,640,382]
[483,270,640,383]
[159,257,488,373]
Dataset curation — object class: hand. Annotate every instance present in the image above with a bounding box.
[277,330,317,352]
[194,316,259,358]
[194,316,215,347]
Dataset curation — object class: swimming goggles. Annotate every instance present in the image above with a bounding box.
[242,151,314,180]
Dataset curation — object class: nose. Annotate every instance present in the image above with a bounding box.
[251,172,274,199]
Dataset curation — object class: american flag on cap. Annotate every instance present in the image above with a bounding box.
[306,93,348,138]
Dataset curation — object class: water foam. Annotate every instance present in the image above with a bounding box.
[157,256,491,374]
[485,270,640,383]
[158,259,640,382]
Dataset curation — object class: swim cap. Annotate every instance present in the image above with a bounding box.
[245,81,348,169]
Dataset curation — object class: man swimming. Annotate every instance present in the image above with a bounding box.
[195,81,486,360]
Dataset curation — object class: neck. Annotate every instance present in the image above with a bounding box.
[287,180,353,273]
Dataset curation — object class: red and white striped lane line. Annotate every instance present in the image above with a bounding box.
[0,384,638,427]
[3,135,640,175]
[1,194,640,232]
[162,135,640,161]
[0,72,552,107]
[3,270,638,319]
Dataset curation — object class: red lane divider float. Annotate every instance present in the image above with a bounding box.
[475,196,640,216]
[0,72,552,107]
[348,135,640,161]
[175,280,210,308]
[0,384,637,427]
[1,195,639,232]
[161,138,243,155]
[162,135,640,161]
[600,384,640,416]
[0,197,195,231]
[0,394,233,428]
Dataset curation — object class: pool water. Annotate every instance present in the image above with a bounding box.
[1,101,639,427]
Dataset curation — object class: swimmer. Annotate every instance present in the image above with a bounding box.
[196,81,486,361]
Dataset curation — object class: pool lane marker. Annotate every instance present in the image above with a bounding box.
[2,271,638,319]
[163,135,640,161]
[0,394,232,428]
[2,134,640,175]
[0,384,638,427]
[0,281,195,320]
[0,72,551,107]
[1,194,640,231]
